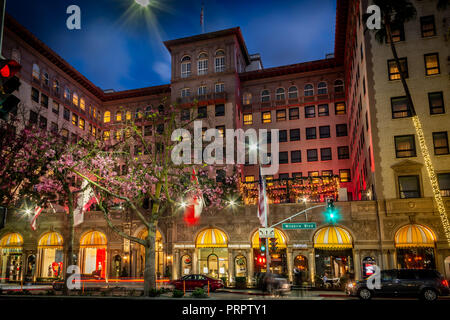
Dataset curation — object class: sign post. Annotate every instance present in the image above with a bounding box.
[282,222,317,230]
[258,227,275,238]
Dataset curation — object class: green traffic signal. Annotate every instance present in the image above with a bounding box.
[324,198,339,224]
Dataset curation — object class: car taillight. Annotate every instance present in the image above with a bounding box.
[442,279,448,287]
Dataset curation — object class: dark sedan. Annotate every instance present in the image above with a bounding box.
[169,274,224,292]
[346,269,449,301]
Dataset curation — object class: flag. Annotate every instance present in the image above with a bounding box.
[184,168,204,226]
[30,205,43,231]
[74,179,97,227]
[200,2,204,32]
[257,166,268,226]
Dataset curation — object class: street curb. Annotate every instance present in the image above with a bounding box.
[216,289,270,296]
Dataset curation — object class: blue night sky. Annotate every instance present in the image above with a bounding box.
[7,0,337,91]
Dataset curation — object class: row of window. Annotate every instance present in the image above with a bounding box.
[387,53,441,81]
[391,91,445,118]
[388,15,439,43]
[398,172,450,199]
[103,104,167,123]
[181,83,225,97]
[243,80,344,104]
[274,146,350,164]
[31,64,98,119]
[394,132,449,158]
[181,50,225,78]
[244,169,352,183]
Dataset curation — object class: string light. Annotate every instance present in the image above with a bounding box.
[412,116,450,245]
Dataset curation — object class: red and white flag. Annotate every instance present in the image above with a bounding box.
[257,166,268,226]
[30,205,43,231]
[184,168,204,226]
[74,180,97,227]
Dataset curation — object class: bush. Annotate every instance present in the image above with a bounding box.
[172,289,184,298]
[235,277,247,289]
[191,288,207,298]
[148,288,164,297]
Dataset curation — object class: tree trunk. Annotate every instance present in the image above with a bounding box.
[143,222,157,296]
[63,192,75,295]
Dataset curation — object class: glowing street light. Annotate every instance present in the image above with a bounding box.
[179,201,187,209]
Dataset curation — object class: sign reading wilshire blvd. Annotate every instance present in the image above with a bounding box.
[282,222,317,230]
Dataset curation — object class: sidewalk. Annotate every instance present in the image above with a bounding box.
[216,287,348,298]
[0,283,52,291]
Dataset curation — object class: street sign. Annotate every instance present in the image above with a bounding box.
[282,222,316,230]
[259,227,275,238]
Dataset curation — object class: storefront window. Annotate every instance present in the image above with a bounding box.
[79,231,107,279]
[37,232,64,280]
[0,233,23,283]
[196,228,229,280]
[293,255,308,285]
[397,248,435,269]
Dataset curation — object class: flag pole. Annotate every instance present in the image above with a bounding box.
[263,174,270,273]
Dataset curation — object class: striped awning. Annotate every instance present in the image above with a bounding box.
[38,232,63,248]
[0,233,23,248]
[314,226,353,249]
[252,229,287,248]
[395,224,436,248]
[196,229,228,248]
[80,231,107,248]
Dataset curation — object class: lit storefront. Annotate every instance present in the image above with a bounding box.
[79,231,107,278]
[314,226,354,280]
[0,233,23,283]
[394,224,436,269]
[137,229,164,278]
[36,232,64,280]
[196,228,228,279]
[251,228,287,274]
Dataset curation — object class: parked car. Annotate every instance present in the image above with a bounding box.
[346,269,449,301]
[169,274,224,292]
[261,273,291,295]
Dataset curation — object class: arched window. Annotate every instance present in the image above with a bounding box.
[288,86,298,99]
[304,84,314,96]
[215,49,225,73]
[276,88,285,101]
[116,110,122,122]
[261,90,270,102]
[198,52,208,75]
[243,92,252,105]
[32,63,40,80]
[72,92,79,106]
[334,79,344,93]
[103,111,111,123]
[318,82,327,95]
[181,56,191,78]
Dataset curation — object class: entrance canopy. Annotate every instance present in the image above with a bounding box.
[38,232,63,248]
[252,228,287,249]
[395,224,436,248]
[314,226,352,249]
[80,231,107,248]
[196,228,228,248]
[0,233,23,248]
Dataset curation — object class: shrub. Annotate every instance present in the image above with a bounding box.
[235,277,247,289]
[148,288,163,297]
[172,289,184,298]
[191,288,207,298]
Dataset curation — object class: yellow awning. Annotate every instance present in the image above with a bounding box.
[196,229,228,248]
[80,231,107,248]
[314,226,352,249]
[138,229,162,241]
[395,224,436,248]
[252,229,287,248]
[38,232,63,248]
[0,233,23,248]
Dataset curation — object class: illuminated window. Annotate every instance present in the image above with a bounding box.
[115,130,122,141]
[308,171,320,184]
[64,87,70,100]
[288,86,298,99]
[181,56,191,78]
[276,109,286,121]
[433,132,449,155]
[243,113,253,125]
[261,90,270,102]
[216,126,225,138]
[395,135,416,158]
[135,108,143,119]
[420,16,436,37]
[317,82,327,95]
[103,130,110,141]
[126,110,132,121]
[335,102,346,115]
[318,104,329,117]
[79,118,85,130]
[198,53,208,75]
[424,53,440,75]
[245,176,254,183]
[104,111,111,123]
[276,88,285,101]
[72,114,78,126]
[80,98,85,111]
[304,84,314,96]
[243,92,252,105]
[388,24,405,43]
[339,169,351,183]
[116,111,122,122]
[72,92,79,106]
[262,111,271,123]
[391,96,411,118]
[305,106,315,118]
[388,58,408,80]
[53,80,60,94]
[32,64,40,80]
[428,92,444,115]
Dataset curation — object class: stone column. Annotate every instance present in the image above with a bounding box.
[193,249,198,274]
[308,250,315,285]
[286,247,293,283]
[392,250,398,269]
[173,249,180,280]
[354,249,361,281]
[248,248,254,286]
[382,250,390,270]
[228,250,234,286]
[436,252,445,275]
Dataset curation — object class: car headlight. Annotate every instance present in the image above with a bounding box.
[347,282,355,288]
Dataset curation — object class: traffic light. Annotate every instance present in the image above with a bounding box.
[269,238,277,253]
[0,59,22,120]
[256,254,266,266]
[324,198,339,224]
[259,238,266,254]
